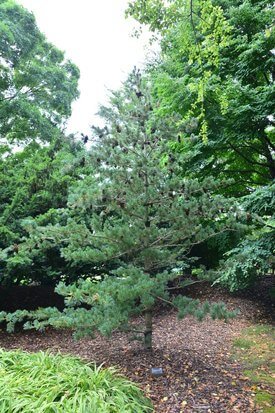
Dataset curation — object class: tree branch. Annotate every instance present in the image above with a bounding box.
[229,143,270,168]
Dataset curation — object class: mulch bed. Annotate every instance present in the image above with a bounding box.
[0,281,273,412]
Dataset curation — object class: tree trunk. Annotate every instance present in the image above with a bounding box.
[144,310,153,350]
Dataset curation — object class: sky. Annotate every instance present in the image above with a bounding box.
[18,0,152,135]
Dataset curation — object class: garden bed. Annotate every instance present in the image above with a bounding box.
[1,283,274,412]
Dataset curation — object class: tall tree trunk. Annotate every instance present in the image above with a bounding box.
[144,309,153,350]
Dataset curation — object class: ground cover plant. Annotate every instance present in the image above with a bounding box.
[232,324,275,412]
[0,349,152,413]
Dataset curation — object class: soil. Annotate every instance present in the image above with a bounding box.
[0,278,274,412]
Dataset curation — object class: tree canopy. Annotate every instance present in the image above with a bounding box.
[126,0,275,290]
[127,0,275,189]
[0,0,80,145]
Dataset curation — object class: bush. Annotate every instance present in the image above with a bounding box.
[0,350,152,413]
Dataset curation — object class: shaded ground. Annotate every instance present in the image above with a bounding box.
[1,279,274,413]
[0,278,274,412]
[1,275,273,319]
[232,325,275,413]
[0,285,64,312]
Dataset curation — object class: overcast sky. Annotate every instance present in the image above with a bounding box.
[18,0,152,135]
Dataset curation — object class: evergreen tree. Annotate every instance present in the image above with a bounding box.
[0,136,88,285]
[6,70,239,349]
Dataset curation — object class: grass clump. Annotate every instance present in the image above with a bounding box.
[233,337,254,349]
[0,349,153,413]
[232,324,275,413]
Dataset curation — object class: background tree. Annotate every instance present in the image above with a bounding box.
[127,0,274,187]
[0,0,81,285]
[126,0,275,290]
[0,137,88,285]
[211,183,275,291]
[9,70,239,349]
[0,0,80,145]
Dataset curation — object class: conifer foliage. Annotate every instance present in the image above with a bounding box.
[7,70,239,349]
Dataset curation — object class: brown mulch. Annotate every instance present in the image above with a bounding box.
[0,282,273,412]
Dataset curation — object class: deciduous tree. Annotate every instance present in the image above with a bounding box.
[126,0,275,290]
[0,0,79,145]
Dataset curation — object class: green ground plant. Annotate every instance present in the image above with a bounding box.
[0,349,152,413]
[232,324,275,413]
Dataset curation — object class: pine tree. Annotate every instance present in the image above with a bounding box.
[8,69,239,349]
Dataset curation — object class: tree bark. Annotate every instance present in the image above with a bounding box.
[144,309,153,350]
